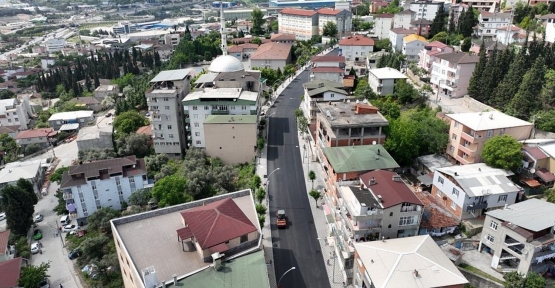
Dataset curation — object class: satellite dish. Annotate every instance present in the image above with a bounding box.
[372,141,377,145]
[530,168,536,174]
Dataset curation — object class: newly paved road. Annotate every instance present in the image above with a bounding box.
[268,70,331,288]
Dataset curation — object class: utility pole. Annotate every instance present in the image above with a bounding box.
[504,10,514,46]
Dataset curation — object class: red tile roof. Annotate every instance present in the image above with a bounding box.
[390,28,412,34]
[228,43,260,53]
[0,257,22,288]
[427,41,448,48]
[271,33,296,41]
[311,55,345,62]
[339,35,375,46]
[279,8,317,17]
[536,168,555,182]
[0,230,10,254]
[180,198,257,249]
[415,191,459,229]
[360,170,423,208]
[251,42,292,60]
[311,67,345,73]
[136,125,152,136]
[15,128,55,140]
[375,13,394,18]
[317,8,343,15]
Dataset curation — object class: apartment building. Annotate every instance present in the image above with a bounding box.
[45,38,66,53]
[389,28,413,52]
[353,236,468,288]
[373,14,394,40]
[317,8,352,38]
[394,10,415,29]
[431,163,520,221]
[402,34,428,61]
[520,141,555,186]
[368,67,407,96]
[278,8,318,41]
[462,0,500,11]
[409,18,432,36]
[310,55,346,82]
[417,41,453,74]
[408,0,444,21]
[203,115,257,165]
[302,80,349,138]
[496,25,525,45]
[338,35,374,62]
[61,156,147,223]
[477,11,512,39]
[0,97,32,130]
[0,160,45,195]
[446,111,533,164]
[331,170,423,284]
[449,4,469,27]
[480,199,555,274]
[147,69,193,158]
[430,52,479,98]
[183,70,262,148]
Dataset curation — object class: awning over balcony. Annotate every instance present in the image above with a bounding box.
[67,203,76,213]
[536,168,555,183]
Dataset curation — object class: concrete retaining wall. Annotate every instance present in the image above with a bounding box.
[461,96,499,113]
[458,267,504,288]
[534,129,555,140]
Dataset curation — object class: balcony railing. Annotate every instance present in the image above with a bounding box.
[63,193,73,200]
[466,201,487,211]
[460,131,476,143]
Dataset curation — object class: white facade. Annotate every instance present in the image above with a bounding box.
[278,10,318,41]
[402,37,428,61]
[477,12,511,39]
[339,43,374,62]
[393,11,414,29]
[318,10,353,38]
[46,38,66,53]
[417,42,454,74]
[368,67,408,96]
[373,15,394,40]
[496,26,522,45]
[250,59,288,70]
[0,97,32,130]
[389,29,412,52]
[547,22,555,44]
[409,1,443,21]
[430,52,479,98]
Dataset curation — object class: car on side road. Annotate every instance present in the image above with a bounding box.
[62,224,79,233]
[33,229,43,240]
[34,214,43,222]
[277,210,287,228]
[31,242,40,254]
[68,248,82,260]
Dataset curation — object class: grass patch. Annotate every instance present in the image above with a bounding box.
[458,263,505,284]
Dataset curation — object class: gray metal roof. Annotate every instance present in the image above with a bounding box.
[194,72,219,84]
[59,123,80,131]
[436,163,518,197]
[150,68,194,83]
[486,199,555,232]
[417,154,453,172]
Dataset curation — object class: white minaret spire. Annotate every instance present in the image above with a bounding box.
[220,1,228,56]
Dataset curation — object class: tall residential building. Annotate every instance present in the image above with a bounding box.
[417,41,453,74]
[61,156,148,223]
[0,97,32,130]
[408,1,444,21]
[402,34,428,61]
[338,35,374,62]
[462,0,500,11]
[373,14,394,40]
[368,67,407,96]
[445,111,533,165]
[476,11,512,39]
[430,52,479,98]
[317,8,352,38]
[147,69,193,158]
[183,70,262,148]
[278,8,319,41]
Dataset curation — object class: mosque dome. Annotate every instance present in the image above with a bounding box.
[208,55,245,73]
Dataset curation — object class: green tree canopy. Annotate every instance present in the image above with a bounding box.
[534,110,555,132]
[0,133,19,163]
[127,188,153,206]
[506,56,545,120]
[87,208,121,234]
[113,111,149,136]
[19,262,50,288]
[503,271,545,288]
[50,166,70,184]
[429,4,447,37]
[481,135,523,171]
[1,184,35,236]
[251,8,266,36]
[322,21,338,38]
[152,175,193,207]
[116,133,152,158]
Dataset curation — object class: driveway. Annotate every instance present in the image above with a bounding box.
[268,69,331,288]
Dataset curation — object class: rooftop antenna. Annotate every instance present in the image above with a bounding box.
[220,1,228,56]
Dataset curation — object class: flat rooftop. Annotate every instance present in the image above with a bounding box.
[77,125,112,141]
[447,111,532,131]
[341,185,381,213]
[183,88,258,102]
[318,101,388,128]
[111,190,261,284]
[487,199,555,232]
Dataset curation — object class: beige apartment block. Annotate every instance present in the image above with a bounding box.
[203,115,257,165]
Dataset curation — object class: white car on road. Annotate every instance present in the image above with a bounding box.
[31,242,40,254]
[62,224,79,233]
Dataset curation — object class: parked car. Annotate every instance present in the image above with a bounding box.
[62,224,79,233]
[33,229,43,240]
[68,248,82,260]
[34,214,43,222]
[0,212,5,220]
[277,210,287,228]
[31,242,40,254]
[105,112,112,117]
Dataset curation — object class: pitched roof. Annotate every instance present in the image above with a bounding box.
[523,146,548,160]
[415,191,460,229]
[180,198,257,249]
[279,8,317,16]
[480,11,511,18]
[323,145,400,173]
[70,97,101,105]
[311,55,346,62]
[61,156,147,188]
[403,34,427,43]
[486,199,555,232]
[359,170,422,208]
[355,236,468,288]
[317,8,343,15]
[0,230,10,254]
[311,67,345,73]
[303,79,345,90]
[136,125,152,136]
[375,13,394,18]
[0,125,19,134]
[251,42,292,60]
[435,52,479,64]
[228,43,260,53]
[497,25,521,32]
[15,128,55,140]
[339,35,375,46]
[390,28,412,34]
[0,257,22,288]
[411,19,432,25]
[397,9,416,15]
[427,41,448,48]
[306,85,348,97]
[435,163,518,197]
[270,33,296,41]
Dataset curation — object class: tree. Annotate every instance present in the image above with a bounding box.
[429,4,447,37]
[506,56,545,120]
[17,178,37,205]
[541,69,555,108]
[467,42,487,101]
[251,8,266,36]
[308,170,316,189]
[448,10,456,34]
[534,110,555,132]
[152,175,193,207]
[78,148,117,162]
[19,262,50,288]
[372,98,401,120]
[490,48,527,109]
[394,80,422,104]
[503,271,545,288]
[256,187,266,204]
[0,133,19,163]
[504,271,525,288]
[322,21,338,38]
[523,272,547,288]
[50,167,70,184]
[87,208,121,234]
[53,189,69,215]
[113,111,149,136]
[309,189,321,207]
[481,135,523,171]
[116,133,152,158]
[79,234,111,263]
[459,8,478,37]
[145,154,170,179]
[461,37,471,52]
[127,189,152,206]
[251,37,262,45]
[1,185,34,236]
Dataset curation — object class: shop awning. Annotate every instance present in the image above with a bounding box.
[536,168,555,183]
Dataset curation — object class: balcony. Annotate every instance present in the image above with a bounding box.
[212,109,230,115]
[460,131,476,143]
[466,201,487,211]
[504,235,524,247]
[63,193,73,200]
[455,154,475,164]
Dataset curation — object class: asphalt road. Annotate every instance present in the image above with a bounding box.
[268,70,331,288]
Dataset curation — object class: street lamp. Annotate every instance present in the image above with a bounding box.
[266,168,280,201]
[277,266,296,287]
[435,79,445,104]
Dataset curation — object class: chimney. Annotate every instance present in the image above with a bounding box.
[454,172,458,176]
[360,183,364,190]
[489,114,494,120]
[370,177,376,185]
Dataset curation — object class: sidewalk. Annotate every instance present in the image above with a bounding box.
[255,46,337,288]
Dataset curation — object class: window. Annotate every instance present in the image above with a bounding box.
[500,128,505,135]
[330,93,335,97]
[437,189,442,197]
[438,176,444,184]
[196,140,201,145]
[498,195,508,202]
[14,118,18,122]
[165,106,170,110]
[169,134,174,138]
[454,121,459,128]
[204,106,209,110]
[195,132,200,136]
[193,114,198,119]
[241,105,247,110]
[389,212,393,217]
[451,133,457,140]
[192,106,198,110]
[486,234,495,243]
[450,145,454,152]
[167,125,172,129]
[163,97,169,101]
[240,234,248,243]
[487,130,493,138]
[194,122,199,128]
[490,221,498,231]
[115,177,121,186]
[452,188,459,197]
[399,216,417,226]
[451,201,456,209]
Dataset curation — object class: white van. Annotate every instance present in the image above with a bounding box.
[60,215,70,225]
